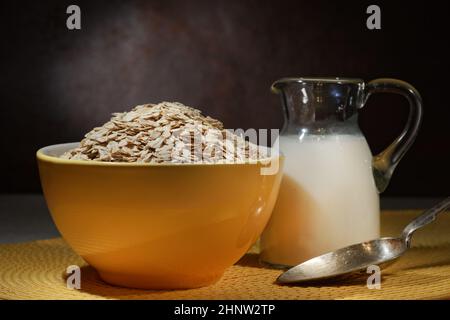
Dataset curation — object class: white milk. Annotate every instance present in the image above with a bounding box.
[260,134,379,266]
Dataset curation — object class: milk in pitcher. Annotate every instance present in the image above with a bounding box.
[260,134,380,266]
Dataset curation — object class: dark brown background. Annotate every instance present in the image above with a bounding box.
[1,0,449,196]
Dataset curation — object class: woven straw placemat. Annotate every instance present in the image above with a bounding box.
[1,210,449,300]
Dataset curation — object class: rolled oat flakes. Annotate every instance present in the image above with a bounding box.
[61,102,268,164]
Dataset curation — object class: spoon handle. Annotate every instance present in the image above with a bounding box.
[401,197,450,248]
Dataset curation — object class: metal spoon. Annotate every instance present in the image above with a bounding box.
[277,197,450,284]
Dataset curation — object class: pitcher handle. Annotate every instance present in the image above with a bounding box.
[363,78,423,193]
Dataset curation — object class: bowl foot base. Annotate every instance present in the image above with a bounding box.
[97,269,224,290]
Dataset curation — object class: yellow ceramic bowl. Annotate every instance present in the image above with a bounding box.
[37,143,283,289]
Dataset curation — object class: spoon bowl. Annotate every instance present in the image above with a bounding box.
[277,237,406,283]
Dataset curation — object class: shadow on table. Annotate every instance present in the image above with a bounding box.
[76,253,274,299]
[76,253,278,299]
[76,246,450,298]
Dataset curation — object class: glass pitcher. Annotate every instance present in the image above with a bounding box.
[260,77,423,267]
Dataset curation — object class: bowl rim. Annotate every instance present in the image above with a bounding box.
[37,142,281,167]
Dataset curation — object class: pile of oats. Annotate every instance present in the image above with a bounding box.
[61,102,268,163]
